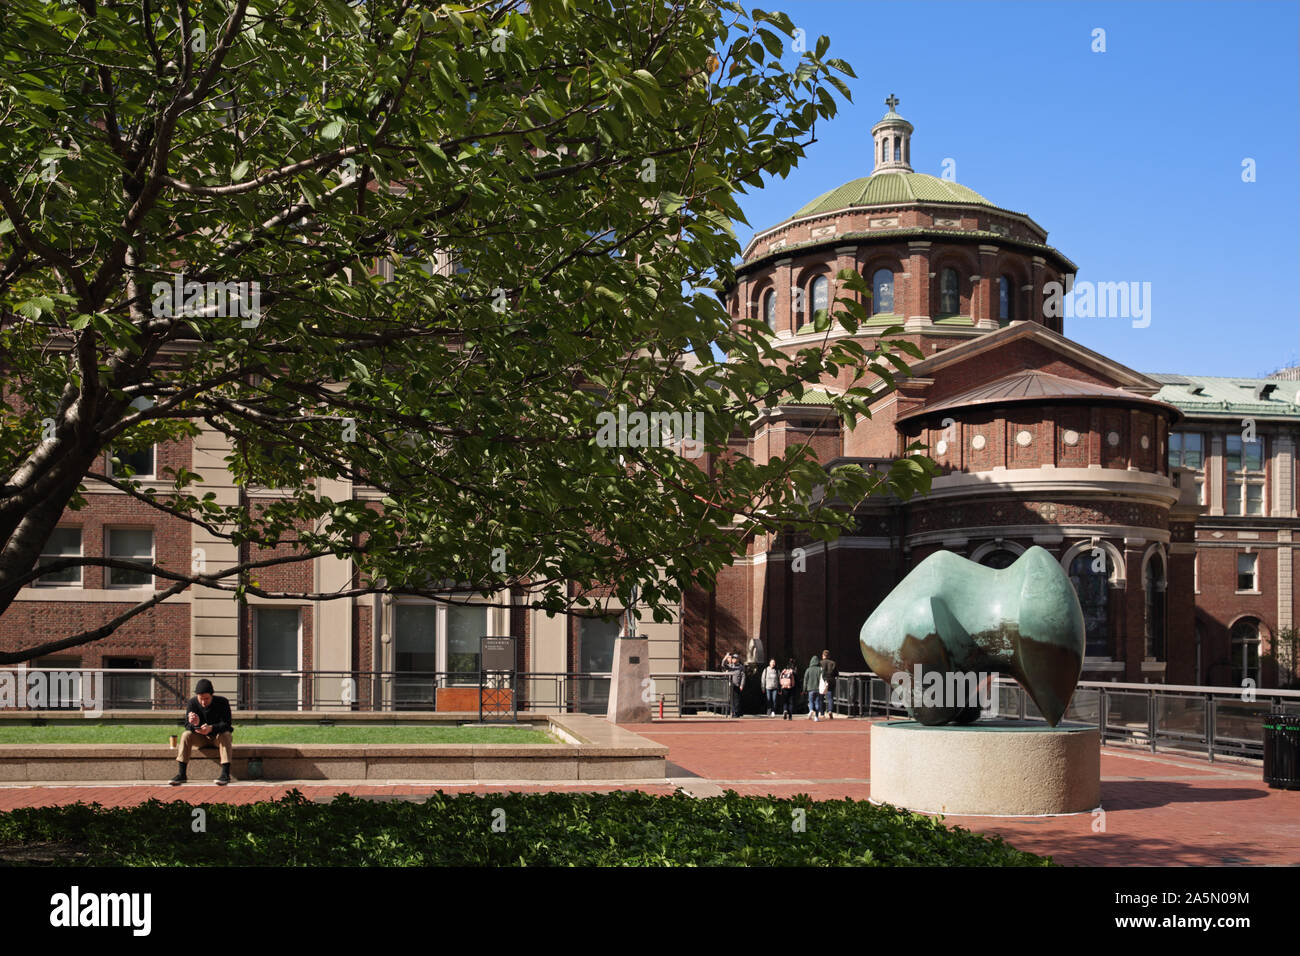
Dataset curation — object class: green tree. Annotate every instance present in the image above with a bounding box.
[1265,626,1299,689]
[0,0,932,662]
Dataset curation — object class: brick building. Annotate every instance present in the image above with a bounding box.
[5,99,1297,705]
[687,100,1299,691]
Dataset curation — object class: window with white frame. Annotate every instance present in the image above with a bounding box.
[393,601,490,703]
[105,528,154,588]
[36,527,82,587]
[807,275,829,326]
[939,268,960,315]
[105,657,153,709]
[871,269,894,315]
[1168,431,1205,505]
[1237,552,1258,592]
[1231,618,1261,687]
[110,444,155,479]
[1225,433,1265,515]
[254,607,301,710]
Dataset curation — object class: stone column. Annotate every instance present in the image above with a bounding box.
[1209,433,1225,516]
[834,245,858,313]
[189,421,240,702]
[1279,529,1294,631]
[1123,539,1146,682]
[906,241,931,330]
[1029,256,1047,329]
[976,245,999,329]
[314,477,354,710]
[1275,434,1296,517]
[773,257,793,336]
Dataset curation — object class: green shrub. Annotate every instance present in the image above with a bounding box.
[0,790,1052,867]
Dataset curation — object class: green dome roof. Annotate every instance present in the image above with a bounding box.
[790,171,992,219]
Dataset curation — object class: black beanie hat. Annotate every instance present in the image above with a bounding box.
[195,679,214,695]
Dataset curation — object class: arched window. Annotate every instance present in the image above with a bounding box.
[1069,549,1112,658]
[939,268,959,315]
[881,139,887,164]
[763,290,776,330]
[998,275,1013,323]
[1144,553,1166,660]
[809,275,828,324]
[1231,618,1261,687]
[894,139,901,162]
[980,549,1019,570]
[872,269,894,315]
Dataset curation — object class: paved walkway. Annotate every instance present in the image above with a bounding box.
[1,716,1296,865]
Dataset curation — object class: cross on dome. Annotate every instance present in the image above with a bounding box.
[871,94,914,174]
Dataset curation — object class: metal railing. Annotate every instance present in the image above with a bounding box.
[832,672,1300,762]
[8,665,1295,761]
[0,667,733,718]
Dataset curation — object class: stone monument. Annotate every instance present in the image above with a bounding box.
[606,596,651,724]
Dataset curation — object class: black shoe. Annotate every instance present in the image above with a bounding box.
[214,770,231,786]
[169,772,186,786]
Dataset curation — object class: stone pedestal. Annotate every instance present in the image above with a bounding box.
[606,638,651,724]
[870,719,1100,815]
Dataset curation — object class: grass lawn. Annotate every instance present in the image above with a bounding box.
[0,723,554,745]
[0,790,1054,866]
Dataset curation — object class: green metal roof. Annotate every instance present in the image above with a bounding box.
[790,172,993,219]
[780,388,835,406]
[871,110,912,130]
[1148,373,1300,418]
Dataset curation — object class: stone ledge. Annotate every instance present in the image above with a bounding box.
[0,715,667,783]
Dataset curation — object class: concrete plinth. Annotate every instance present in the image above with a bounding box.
[870,719,1100,816]
[606,638,651,724]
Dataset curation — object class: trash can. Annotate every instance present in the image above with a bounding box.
[1263,713,1300,790]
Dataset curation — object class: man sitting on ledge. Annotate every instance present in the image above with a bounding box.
[169,679,235,786]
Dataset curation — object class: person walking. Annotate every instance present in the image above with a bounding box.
[820,649,839,719]
[725,652,746,718]
[802,654,823,722]
[762,658,780,716]
[779,660,797,719]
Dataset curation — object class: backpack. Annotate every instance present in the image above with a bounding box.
[779,669,794,689]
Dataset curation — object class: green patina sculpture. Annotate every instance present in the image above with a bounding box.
[859,546,1085,727]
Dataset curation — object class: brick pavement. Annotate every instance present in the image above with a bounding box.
[1,715,1295,866]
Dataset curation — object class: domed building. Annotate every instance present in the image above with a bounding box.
[685,96,1230,686]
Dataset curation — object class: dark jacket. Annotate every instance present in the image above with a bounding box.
[802,655,823,694]
[183,695,234,737]
[821,656,838,688]
[727,660,745,689]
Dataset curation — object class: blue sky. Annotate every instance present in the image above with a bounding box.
[727,0,1299,378]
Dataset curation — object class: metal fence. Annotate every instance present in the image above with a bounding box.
[0,667,734,718]
[831,672,1300,762]
[9,665,1297,762]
